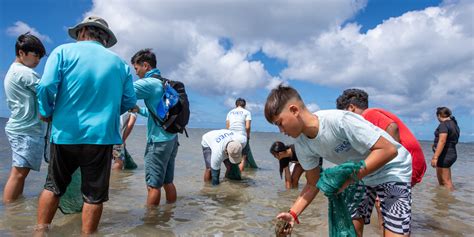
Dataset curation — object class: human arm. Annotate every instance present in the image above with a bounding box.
[122,113,137,143]
[121,66,137,114]
[276,166,321,234]
[245,120,251,139]
[385,122,400,142]
[226,120,230,129]
[36,48,62,120]
[283,167,292,189]
[432,133,447,167]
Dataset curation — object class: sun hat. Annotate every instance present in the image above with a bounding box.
[226,141,243,164]
[68,16,117,48]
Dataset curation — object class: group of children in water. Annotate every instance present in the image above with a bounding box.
[3,14,461,236]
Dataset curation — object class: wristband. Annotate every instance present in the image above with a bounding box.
[288,210,300,224]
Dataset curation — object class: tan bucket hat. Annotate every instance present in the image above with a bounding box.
[68,16,117,48]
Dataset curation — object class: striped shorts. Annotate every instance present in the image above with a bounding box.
[348,182,412,235]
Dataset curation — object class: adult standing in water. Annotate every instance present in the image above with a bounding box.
[431,107,460,191]
[35,16,136,234]
[226,98,255,171]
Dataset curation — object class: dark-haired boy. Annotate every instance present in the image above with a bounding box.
[130,48,179,207]
[265,85,412,237]
[3,33,46,204]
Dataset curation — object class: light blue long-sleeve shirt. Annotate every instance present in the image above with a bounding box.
[4,62,44,136]
[134,69,176,143]
[36,41,137,145]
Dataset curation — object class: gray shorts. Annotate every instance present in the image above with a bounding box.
[144,137,178,188]
[6,131,44,171]
[349,182,412,235]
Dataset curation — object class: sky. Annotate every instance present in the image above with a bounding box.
[0,0,473,142]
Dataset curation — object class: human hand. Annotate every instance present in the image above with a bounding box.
[275,213,295,235]
[39,115,51,122]
[337,177,353,193]
[431,157,438,168]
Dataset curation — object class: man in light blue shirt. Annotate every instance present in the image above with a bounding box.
[3,33,46,204]
[130,49,179,207]
[35,16,136,234]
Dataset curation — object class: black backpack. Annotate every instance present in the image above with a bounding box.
[150,74,190,137]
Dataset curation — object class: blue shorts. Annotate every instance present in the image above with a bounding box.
[242,140,250,156]
[144,137,178,188]
[6,131,44,171]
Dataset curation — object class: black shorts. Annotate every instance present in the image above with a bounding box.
[44,143,113,204]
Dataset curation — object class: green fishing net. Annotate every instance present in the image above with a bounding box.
[123,147,137,170]
[244,147,258,169]
[58,169,83,214]
[316,161,366,237]
[226,163,242,180]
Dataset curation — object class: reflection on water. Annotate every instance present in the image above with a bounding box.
[0,125,473,236]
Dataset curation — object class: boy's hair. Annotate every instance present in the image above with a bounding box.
[15,32,46,58]
[235,98,246,108]
[264,84,303,123]
[81,26,110,47]
[336,88,369,110]
[130,48,157,68]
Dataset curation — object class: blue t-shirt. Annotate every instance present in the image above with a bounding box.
[37,41,137,144]
[134,69,176,143]
[295,110,412,186]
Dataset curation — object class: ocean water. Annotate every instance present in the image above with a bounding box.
[1,121,473,236]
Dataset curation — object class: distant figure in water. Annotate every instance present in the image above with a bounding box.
[3,32,46,203]
[226,98,253,171]
[431,107,460,192]
[269,141,310,189]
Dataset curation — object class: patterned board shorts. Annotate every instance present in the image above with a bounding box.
[348,182,412,235]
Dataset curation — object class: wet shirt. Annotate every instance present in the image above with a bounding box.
[201,129,247,170]
[37,41,137,144]
[226,107,251,136]
[295,110,412,186]
[362,108,426,185]
[4,62,44,136]
[134,69,176,143]
[434,120,460,158]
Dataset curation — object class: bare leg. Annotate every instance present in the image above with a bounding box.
[436,167,443,185]
[290,164,304,188]
[204,168,211,183]
[163,183,177,203]
[440,168,455,191]
[238,155,247,172]
[375,197,384,235]
[111,159,124,170]
[147,186,161,207]
[82,203,103,234]
[3,167,31,203]
[36,190,59,230]
[352,218,365,237]
[384,228,410,237]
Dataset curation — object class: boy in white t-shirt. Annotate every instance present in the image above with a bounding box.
[265,85,412,237]
[201,129,247,185]
[112,111,137,170]
[226,98,252,171]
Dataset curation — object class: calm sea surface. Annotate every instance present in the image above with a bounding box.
[1,121,473,236]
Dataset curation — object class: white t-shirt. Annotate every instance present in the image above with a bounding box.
[226,107,251,136]
[201,129,247,170]
[295,110,412,186]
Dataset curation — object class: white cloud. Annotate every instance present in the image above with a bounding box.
[6,21,52,43]
[269,0,474,120]
[86,0,365,96]
[307,103,321,113]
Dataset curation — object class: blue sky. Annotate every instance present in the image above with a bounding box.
[1,0,473,142]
